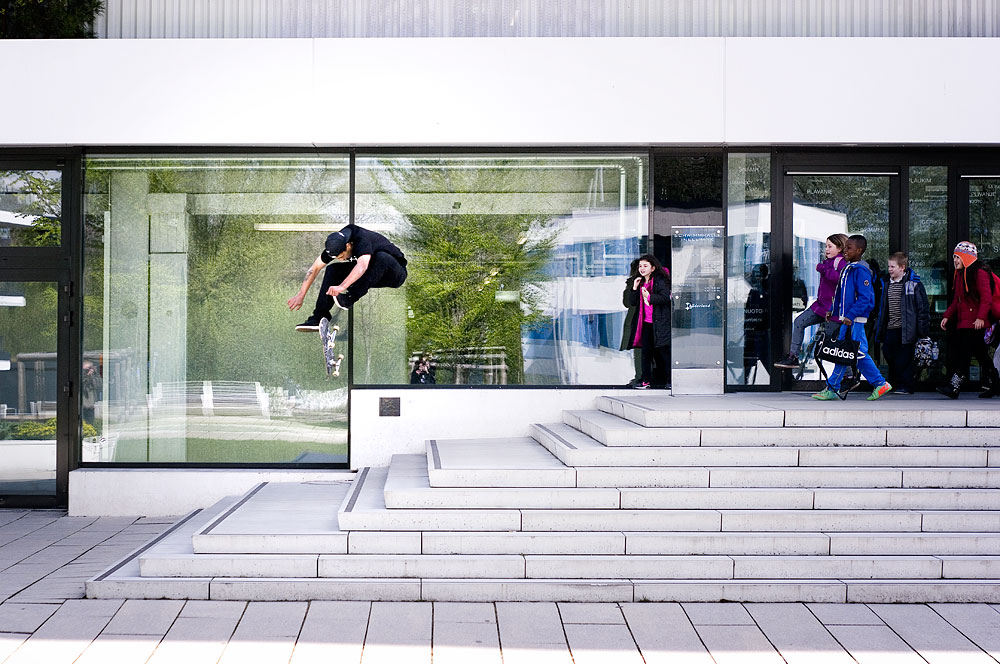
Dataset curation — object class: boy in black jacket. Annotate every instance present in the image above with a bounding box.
[873,252,930,395]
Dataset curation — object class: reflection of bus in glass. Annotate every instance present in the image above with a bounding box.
[524,209,648,385]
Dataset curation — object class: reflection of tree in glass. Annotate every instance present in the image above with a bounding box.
[380,162,560,384]
[793,175,889,256]
[0,170,61,246]
[142,163,346,391]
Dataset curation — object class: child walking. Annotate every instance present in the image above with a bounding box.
[937,241,998,398]
[626,254,671,390]
[873,252,930,395]
[775,233,849,369]
[812,234,892,401]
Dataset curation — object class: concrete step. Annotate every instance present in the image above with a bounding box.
[595,395,981,429]
[530,422,799,466]
[192,481,351,554]
[398,455,1000,508]
[337,466,521,532]
[138,547,997,581]
[427,439,1000,489]
[436,434,1000,480]
[90,574,1000,603]
[386,453,621,509]
[426,437,575,487]
[562,409,701,446]
[86,496,238,600]
[530,422,999,470]
[565,410,1000,448]
[827,533,1000,555]
[595,395,786,428]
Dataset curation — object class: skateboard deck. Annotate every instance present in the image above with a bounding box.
[318,318,344,378]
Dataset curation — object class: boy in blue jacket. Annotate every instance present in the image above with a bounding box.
[813,234,892,401]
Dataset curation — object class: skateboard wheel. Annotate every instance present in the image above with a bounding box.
[332,370,340,377]
[332,325,340,332]
[337,354,344,360]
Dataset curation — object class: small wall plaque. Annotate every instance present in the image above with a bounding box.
[379,397,401,417]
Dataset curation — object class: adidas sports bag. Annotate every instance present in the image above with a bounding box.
[816,336,861,366]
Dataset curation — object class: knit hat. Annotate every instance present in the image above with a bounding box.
[954,241,978,269]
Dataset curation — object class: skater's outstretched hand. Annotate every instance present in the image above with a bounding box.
[287,293,305,311]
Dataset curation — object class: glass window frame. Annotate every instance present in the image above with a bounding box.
[80,151,354,470]
[0,152,80,506]
[351,149,652,390]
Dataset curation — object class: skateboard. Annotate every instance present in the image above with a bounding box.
[318,318,344,378]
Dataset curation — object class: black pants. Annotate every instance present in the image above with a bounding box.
[639,324,669,384]
[311,253,408,318]
[947,328,994,381]
[882,328,915,392]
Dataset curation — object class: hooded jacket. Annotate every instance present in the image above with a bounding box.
[831,259,876,324]
[873,268,930,345]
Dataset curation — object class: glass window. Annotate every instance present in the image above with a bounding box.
[969,177,1000,264]
[726,154,771,386]
[0,281,59,496]
[908,166,949,384]
[353,154,648,386]
[0,169,62,247]
[83,156,350,464]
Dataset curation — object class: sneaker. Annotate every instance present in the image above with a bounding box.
[295,317,324,332]
[867,382,892,401]
[773,353,800,369]
[333,293,351,311]
[811,388,838,401]
[633,382,650,390]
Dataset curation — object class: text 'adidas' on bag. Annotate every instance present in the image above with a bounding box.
[816,336,861,366]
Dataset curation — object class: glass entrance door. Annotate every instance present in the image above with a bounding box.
[0,280,63,501]
[0,161,73,506]
[784,173,895,389]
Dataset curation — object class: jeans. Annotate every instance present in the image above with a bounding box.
[311,252,408,318]
[827,322,886,391]
[790,309,840,356]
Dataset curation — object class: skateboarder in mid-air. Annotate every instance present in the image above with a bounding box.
[288,223,408,331]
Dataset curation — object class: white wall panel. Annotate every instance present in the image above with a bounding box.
[724,38,1000,144]
[309,38,724,145]
[0,39,316,146]
[2,37,1000,146]
[94,0,1000,39]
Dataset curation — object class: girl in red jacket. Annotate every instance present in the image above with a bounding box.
[937,241,998,398]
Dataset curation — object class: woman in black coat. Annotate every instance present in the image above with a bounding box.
[625,254,671,389]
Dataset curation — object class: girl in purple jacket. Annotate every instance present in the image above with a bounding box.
[775,233,849,369]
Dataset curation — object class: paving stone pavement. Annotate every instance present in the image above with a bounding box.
[2,510,1000,663]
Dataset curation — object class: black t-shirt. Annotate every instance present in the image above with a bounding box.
[321,225,407,267]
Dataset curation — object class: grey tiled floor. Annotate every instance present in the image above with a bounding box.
[3,510,1000,663]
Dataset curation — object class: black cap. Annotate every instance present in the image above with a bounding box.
[324,227,352,257]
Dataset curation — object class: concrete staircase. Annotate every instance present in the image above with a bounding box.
[87,394,1000,602]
